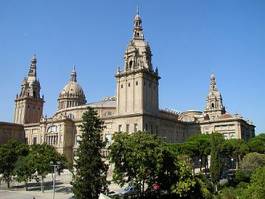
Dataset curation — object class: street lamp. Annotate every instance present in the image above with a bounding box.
[199,158,202,171]
[231,158,234,169]
[50,161,61,199]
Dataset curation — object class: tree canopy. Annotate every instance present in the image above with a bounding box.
[243,166,265,199]
[182,134,211,171]
[247,134,265,154]
[109,131,177,193]
[25,143,66,192]
[210,133,224,188]
[72,107,108,199]
[0,140,29,188]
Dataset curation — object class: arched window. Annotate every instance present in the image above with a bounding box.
[46,125,59,146]
[129,60,133,69]
[211,103,215,108]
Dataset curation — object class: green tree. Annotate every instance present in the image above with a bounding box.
[248,134,265,154]
[236,152,265,183]
[243,167,265,199]
[217,182,248,199]
[109,131,177,194]
[194,174,214,199]
[28,144,66,192]
[222,139,249,169]
[171,160,196,198]
[14,155,35,190]
[0,140,28,188]
[72,107,108,199]
[183,134,211,172]
[210,133,224,192]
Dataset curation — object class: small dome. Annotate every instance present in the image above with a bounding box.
[134,14,141,21]
[57,67,86,110]
[60,81,85,97]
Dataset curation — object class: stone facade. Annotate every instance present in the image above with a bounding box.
[0,122,25,144]
[13,12,255,163]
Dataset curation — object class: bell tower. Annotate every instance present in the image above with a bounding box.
[116,10,160,117]
[14,55,44,124]
[205,74,226,119]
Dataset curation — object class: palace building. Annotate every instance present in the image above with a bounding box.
[13,12,255,163]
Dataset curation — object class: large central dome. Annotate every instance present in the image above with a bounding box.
[58,67,86,110]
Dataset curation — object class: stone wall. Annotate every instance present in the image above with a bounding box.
[0,122,25,144]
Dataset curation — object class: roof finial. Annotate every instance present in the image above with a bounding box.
[136,5,139,15]
[28,54,37,77]
[31,54,37,65]
[210,73,217,91]
[72,65,76,73]
[133,6,144,40]
[70,65,77,82]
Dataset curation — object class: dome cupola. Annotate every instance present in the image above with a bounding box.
[57,66,86,110]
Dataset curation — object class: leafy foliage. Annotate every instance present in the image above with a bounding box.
[194,174,214,199]
[14,155,35,190]
[0,140,29,188]
[171,160,196,197]
[236,152,265,182]
[72,107,108,199]
[222,139,249,168]
[242,167,265,199]
[210,133,224,186]
[183,134,211,171]
[0,140,65,190]
[27,143,66,192]
[109,131,177,193]
[247,134,265,154]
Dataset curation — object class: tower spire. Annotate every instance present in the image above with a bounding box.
[133,7,144,40]
[70,65,77,82]
[210,74,217,91]
[205,74,226,119]
[14,55,44,124]
[28,54,37,78]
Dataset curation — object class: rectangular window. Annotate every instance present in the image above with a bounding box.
[126,124,129,132]
[145,123,148,131]
[118,125,122,132]
[134,123,138,132]
[33,137,37,145]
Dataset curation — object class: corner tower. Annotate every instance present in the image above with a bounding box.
[205,74,226,119]
[116,10,160,117]
[14,55,44,124]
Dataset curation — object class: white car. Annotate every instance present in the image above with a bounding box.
[119,186,138,196]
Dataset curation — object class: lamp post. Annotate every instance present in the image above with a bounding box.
[199,158,202,171]
[231,158,234,169]
[50,161,61,199]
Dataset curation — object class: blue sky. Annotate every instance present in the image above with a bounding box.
[0,0,264,133]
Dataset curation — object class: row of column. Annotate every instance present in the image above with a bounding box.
[45,135,58,145]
